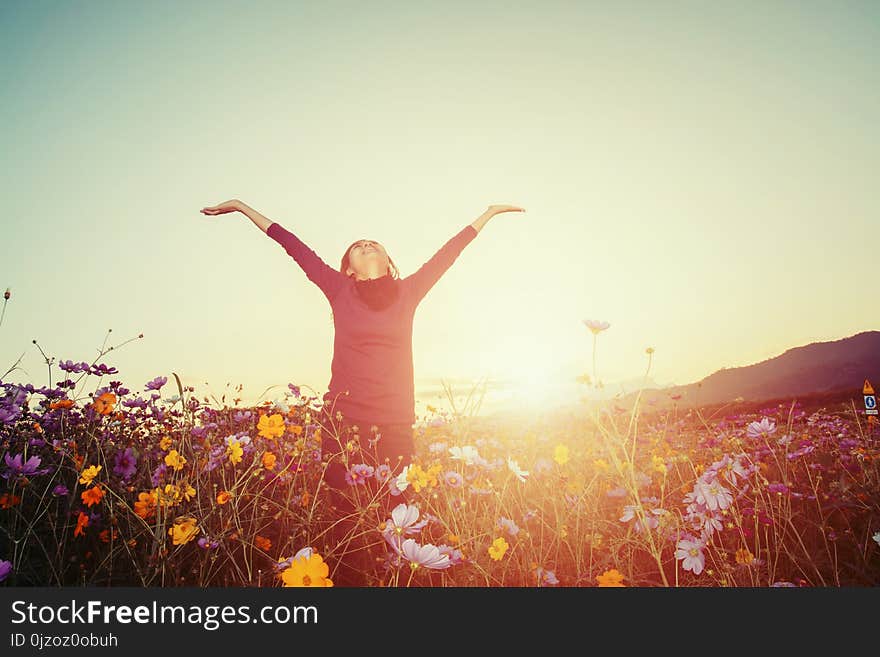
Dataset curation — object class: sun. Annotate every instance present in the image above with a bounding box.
[487,353,580,412]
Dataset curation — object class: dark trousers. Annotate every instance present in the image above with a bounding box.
[317,409,415,584]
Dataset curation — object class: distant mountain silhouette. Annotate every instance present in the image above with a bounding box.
[628,330,880,409]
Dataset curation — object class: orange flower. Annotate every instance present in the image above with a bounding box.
[735,548,755,565]
[81,485,105,507]
[216,490,232,505]
[74,511,89,537]
[93,391,117,416]
[290,425,304,436]
[255,535,272,551]
[262,452,277,470]
[257,413,286,440]
[50,399,75,410]
[133,490,157,519]
[597,569,626,587]
[0,493,22,509]
[99,528,119,543]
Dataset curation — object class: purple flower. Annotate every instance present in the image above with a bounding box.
[497,517,520,537]
[145,376,168,391]
[443,471,463,488]
[345,463,374,486]
[52,484,69,496]
[767,482,789,495]
[374,464,392,484]
[675,536,706,575]
[0,560,12,582]
[197,536,219,549]
[536,567,559,586]
[113,447,138,480]
[400,539,452,569]
[2,452,49,480]
[437,544,465,566]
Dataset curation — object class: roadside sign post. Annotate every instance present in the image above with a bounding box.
[864,379,877,427]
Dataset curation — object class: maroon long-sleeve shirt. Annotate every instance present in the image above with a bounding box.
[266,221,478,426]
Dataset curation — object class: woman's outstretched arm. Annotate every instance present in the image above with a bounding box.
[201,199,347,303]
[404,204,526,305]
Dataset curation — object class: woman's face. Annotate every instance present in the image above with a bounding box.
[346,239,391,278]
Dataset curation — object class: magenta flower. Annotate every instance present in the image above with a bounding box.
[400,539,452,569]
[345,463,374,486]
[0,560,12,582]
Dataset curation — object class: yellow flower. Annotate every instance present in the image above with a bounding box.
[406,464,431,493]
[216,490,232,505]
[593,458,609,473]
[488,536,509,561]
[227,440,243,466]
[597,568,625,587]
[257,413,286,439]
[159,436,172,451]
[651,454,668,475]
[169,517,200,545]
[553,444,569,466]
[180,482,196,502]
[164,449,187,471]
[262,452,277,470]
[79,464,102,486]
[281,554,334,587]
[735,548,755,565]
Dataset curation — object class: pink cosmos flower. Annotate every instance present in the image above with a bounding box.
[675,536,706,575]
[747,418,776,439]
[400,539,452,569]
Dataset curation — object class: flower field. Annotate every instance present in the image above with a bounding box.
[1,360,879,587]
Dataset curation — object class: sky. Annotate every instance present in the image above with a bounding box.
[1,0,877,418]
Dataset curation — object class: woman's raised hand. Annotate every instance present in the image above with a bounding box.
[487,204,526,216]
[200,199,243,216]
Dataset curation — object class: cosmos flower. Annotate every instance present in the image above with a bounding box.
[507,457,529,482]
[488,537,509,561]
[443,471,464,488]
[257,413,286,440]
[113,448,138,480]
[449,445,481,466]
[497,517,520,537]
[746,418,776,439]
[400,539,452,570]
[281,553,334,587]
[345,463,375,486]
[596,569,625,587]
[3,452,49,480]
[675,536,706,575]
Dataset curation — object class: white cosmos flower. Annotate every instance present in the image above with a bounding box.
[449,445,481,466]
[400,539,452,569]
[507,457,529,483]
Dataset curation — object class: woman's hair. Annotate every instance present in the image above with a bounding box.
[340,239,400,279]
